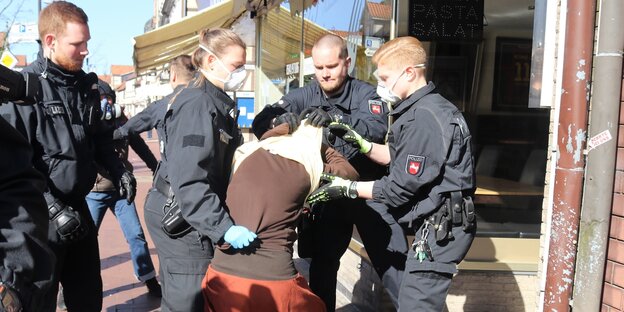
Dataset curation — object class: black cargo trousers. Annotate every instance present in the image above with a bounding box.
[302,198,408,311]
[144,184,213,312]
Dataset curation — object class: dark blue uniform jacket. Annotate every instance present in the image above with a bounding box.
[0,118,54,310]
[114,84,186,143]
[159,79,242,243]
[252,77,388,180]
[372,82,476,222]
[0,58,125,205]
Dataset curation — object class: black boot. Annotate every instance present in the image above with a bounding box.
[145,277,162,297]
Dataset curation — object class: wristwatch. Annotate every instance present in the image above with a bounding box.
[348,182,359,199]
[0,283,22,312]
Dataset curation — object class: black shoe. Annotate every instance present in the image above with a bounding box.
[57,287,67,310]
[145,277,162,298]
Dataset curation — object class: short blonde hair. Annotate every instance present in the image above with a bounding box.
[38,1,89,41]
[372,36,427,70]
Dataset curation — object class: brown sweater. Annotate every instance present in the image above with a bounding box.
[211,124,358,280]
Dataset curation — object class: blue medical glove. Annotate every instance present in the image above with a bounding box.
[224,225,257,249]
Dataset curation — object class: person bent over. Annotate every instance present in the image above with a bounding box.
[203,116,358,312]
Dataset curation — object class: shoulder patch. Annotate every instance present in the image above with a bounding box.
[182,134,205,148]
[368,100,383,115]
[405,155,425,176]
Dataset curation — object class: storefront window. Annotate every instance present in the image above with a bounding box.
[258,0,395,106]
[258,0,549,239]
[398,0,548,239]
[258,4,304,105]
[302,0,394,84]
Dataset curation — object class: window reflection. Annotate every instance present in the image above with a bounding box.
[258,0,549,239]
[259,0,393,100]
[397,0,548,238]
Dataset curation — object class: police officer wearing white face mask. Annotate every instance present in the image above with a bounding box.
[143,28,256,312]
[309,36,476,311]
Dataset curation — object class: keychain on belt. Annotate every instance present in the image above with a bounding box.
[413,220,434,263]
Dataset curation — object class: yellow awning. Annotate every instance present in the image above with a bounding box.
[133,0,240,74]
[260,5,344,78]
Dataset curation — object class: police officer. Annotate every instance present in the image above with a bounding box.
[143,28,256,312]
[113,54,196,142]
[0,117,54,312]
[307,36,476,311]
[0,2,135,311]
[252,33,406,311]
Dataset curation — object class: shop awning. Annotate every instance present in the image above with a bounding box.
[260,5,343,79]
[133,0,324,75]
[133,0,240,74]
[238,0,318,17]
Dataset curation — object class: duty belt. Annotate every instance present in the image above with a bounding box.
[431,190,476,243]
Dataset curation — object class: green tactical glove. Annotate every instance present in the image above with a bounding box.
[307,173,358,204]
[327,122,372,154]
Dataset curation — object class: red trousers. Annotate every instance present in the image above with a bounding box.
[202,266,326,312]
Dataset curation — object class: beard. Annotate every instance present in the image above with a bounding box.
[55,53,84,72]
[318,77,346,96]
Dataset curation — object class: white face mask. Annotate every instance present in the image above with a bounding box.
[199,45,248,91]
[374,63,426,105]
[376,72,404,105]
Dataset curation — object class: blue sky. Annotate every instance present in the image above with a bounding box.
[2,0,380,74]
[3,0,153,74]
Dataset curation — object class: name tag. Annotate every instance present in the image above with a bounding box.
[46,105,65,115]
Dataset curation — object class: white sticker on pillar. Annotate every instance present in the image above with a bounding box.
[587,130,612,151]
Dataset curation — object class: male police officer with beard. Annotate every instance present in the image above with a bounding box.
[252,34,407,311]
[0,2,135,311]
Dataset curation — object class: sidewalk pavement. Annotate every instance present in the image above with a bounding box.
[97,144,161,312]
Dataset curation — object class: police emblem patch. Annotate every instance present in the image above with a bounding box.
[405,155,425,176]
[368,100,383,115]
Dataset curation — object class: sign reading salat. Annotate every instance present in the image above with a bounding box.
[409,0,484,42]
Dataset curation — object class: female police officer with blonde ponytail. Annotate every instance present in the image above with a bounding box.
[143,28,257,312]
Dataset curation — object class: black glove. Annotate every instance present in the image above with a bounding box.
[48,200,88,244]
[112,128,124,141]
[119,171,137,203]
[272,112,300,133]
[303,108,332,127]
